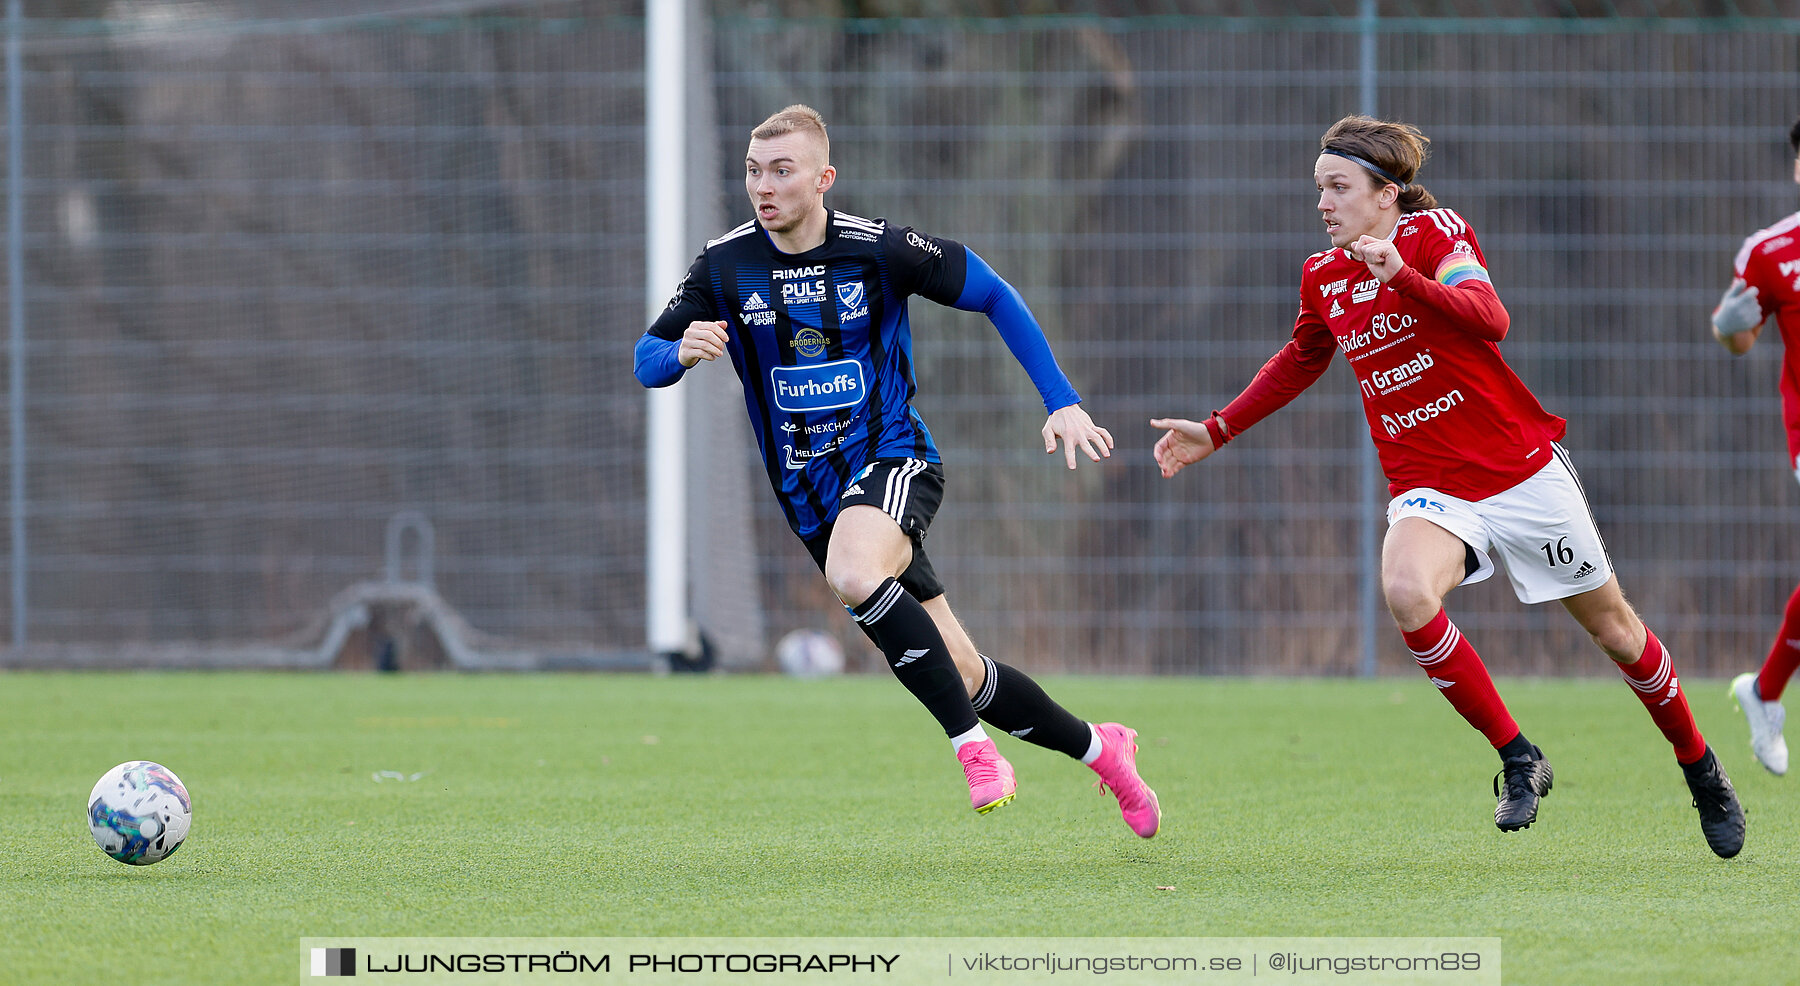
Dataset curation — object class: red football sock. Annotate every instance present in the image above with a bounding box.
[1757,583,1800,702]
[1617,628,1707,765]
[1403,609,1521,748]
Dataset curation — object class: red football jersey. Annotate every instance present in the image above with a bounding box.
[1732,211,1800,465]
[1222,207,1566,500]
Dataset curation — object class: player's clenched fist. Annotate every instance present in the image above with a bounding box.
[678,320,730,367]
[1350,234,1406,282]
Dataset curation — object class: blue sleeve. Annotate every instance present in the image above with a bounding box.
[951,247,1082,413]
[637,251,716,388]
[634,332,688,388]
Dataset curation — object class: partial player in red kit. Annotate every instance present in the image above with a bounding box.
[1713,115,1800,778]
[1153,115,1745,858]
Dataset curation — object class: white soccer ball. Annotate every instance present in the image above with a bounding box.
[776,628,845,677]
[87,761,192,865]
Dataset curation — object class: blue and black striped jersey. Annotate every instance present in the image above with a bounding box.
[639,210,1079,540]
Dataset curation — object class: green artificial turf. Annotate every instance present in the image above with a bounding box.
[2,671,1794,984]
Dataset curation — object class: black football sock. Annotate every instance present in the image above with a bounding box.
[1497,732,1535,762]
[970,654,1092,759]
[851,578,979,737]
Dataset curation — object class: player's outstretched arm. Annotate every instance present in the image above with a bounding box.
[1711,279,1763,355]
[1149,417,1220,479]
[1354,233,1510,341]
[1043,403,1114,470]
[1156,331,1331,479]
[945,247,1085,410]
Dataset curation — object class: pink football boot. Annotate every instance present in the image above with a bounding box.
[1089,723,1161,837]
[956,739,1017,814]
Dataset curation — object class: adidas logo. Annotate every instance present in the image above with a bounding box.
[840,483,864,498]
[1429,677,1456,690]
[1329,299,1345,319]
[1574,561,1597,578]
[743,292,768,311]
[893,648,929,668]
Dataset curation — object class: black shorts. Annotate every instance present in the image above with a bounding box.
[801,458,947,602]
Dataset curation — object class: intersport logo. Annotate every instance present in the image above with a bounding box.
[1380,389,1464,437]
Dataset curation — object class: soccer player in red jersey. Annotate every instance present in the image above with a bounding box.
[1713,116,1800,779]
[1151,115,1745,857]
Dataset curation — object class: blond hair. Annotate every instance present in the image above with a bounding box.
[751,104,829,161]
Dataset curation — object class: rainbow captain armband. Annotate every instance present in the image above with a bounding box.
[1435,249,1491,287]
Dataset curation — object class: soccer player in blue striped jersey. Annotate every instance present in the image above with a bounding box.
[636,105,1159,835]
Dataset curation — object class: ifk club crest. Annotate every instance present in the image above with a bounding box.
[836,280,868,322]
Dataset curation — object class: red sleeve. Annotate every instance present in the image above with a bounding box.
[1738,241,1780,322]
[1386,265,1510,342]
[1216,305,1336,437]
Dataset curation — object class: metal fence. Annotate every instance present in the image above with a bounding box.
[3,2,1797,676]
[0,3,652,666]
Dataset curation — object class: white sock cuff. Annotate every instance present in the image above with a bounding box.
[1079,723,1103,765]
[950,724,990,753]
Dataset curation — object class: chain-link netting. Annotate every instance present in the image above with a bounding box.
[2,1,1795,674]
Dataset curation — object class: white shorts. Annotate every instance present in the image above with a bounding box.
[1386,444,1614,605]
